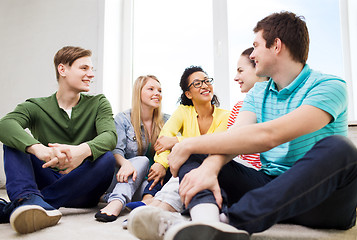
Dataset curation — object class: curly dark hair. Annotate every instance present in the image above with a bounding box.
[178,65,219,107]
[253,11,309,65]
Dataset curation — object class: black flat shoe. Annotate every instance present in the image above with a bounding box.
[95,210,118,222]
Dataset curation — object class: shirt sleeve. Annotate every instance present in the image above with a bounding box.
[112,112,127,157]
[302,79,347,122]
[240,90,256,114]
[0,102,40,152]
[154,106,184,169]
[86,95,118,160]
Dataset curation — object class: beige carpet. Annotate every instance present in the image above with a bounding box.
[0,189,356,240]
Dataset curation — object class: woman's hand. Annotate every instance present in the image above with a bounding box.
[147,162,166,190]
[117,160,137,183]
[154,136,179,154]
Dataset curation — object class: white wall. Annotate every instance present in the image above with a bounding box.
[0,0,105,119]
[0,0,105,188]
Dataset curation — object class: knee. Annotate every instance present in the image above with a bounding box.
[178,154,208,181]
[95,152,116,174]
[3,145,22,157]
[320,135,357,163]
[131,156,150,171]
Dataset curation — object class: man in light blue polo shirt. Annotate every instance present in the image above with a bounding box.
[126,12,357,240]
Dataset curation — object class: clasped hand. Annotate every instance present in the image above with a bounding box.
[28,143,88,174]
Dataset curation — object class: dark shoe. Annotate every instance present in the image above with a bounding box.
[0,198,18,224]
[125,201,146,211]
[95,210,118,222]
[10,194,62,234]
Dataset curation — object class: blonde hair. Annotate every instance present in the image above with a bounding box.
[131,75,165,155]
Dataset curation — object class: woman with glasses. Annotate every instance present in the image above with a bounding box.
[95,75,169,222]
[126,65,229,215]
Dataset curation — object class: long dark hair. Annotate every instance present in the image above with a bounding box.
[178,65,219,107]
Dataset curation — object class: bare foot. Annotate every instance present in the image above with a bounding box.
[150,199,176,212]
[100,200,123,216]
[142,194,154,205]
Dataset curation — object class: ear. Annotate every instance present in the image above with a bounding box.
[57,63,66,77]
[273,38,282,54]
[185,91,192,100]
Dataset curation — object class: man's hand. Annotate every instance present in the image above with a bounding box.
[179,162,222,208]
[43,143,91,174]
[168,140,192,177]
[154,136,179,154]
[26,143,58,162]
[117,160,137,183]
[147,162,166,190]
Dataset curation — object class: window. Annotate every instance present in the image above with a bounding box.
[227,0,344,108]
[104,0,355,120]
[132,0,214,114]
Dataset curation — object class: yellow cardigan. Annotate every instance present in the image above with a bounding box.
[154,104,230,169]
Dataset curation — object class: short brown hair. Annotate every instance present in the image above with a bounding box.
[253,11,309,65]
[54,46,92,80]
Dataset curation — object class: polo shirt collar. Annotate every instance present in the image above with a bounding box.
[269,64,311,94]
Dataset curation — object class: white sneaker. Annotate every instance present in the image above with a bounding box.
[164,221,250,240]
[127,206,187,240]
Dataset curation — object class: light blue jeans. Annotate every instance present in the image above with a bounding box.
[104,156,150,209]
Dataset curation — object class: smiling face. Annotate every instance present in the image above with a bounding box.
[234,55,262,93]
[185,71,213,105]
[141,77,162,110]
[250,30,276,78]
[59,56,94,93]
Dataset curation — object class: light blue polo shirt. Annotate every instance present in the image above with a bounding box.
[241,64,348,176]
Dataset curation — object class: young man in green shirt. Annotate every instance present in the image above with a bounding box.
[0,46,117,234]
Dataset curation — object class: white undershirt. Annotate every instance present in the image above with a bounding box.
[64,108,72,118]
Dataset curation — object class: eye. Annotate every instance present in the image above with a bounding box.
[193,81,201,87]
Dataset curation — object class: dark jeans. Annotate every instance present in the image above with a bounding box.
[143,168,172,196]
[178,135,357,234]
[3,145,115,209]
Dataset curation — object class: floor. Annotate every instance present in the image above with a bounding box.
[1,189,356,240]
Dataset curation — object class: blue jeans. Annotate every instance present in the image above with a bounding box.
[178,135,357,234]
[3,145,115,209]
[143,167,172,197]
[105,156,150,208]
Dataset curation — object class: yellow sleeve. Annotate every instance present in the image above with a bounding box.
[154,106,184,169]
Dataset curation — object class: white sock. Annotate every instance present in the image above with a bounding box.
[189,203,220,222]
[219,212,229,223]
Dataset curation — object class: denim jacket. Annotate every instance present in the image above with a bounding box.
[112,109,170,159]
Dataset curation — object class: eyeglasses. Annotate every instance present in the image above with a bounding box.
[187,78,214,89]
